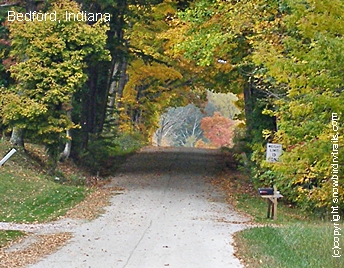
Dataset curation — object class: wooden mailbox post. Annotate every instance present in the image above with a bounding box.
[259,186,283,220]
[262,143,284,220]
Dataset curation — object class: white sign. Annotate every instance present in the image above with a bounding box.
[266,143,282,162]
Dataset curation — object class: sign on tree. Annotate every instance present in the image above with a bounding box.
[266,143,282,162]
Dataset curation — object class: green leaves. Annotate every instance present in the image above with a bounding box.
[1,0,109,157]
[250,0,344,212]
[171,0,343,212]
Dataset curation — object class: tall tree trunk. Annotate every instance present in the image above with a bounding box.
[59,106,72,162]
[106,61,120,117]
[73,0,129,152]
[80,63,103,150]
[10,127,24,147]
[106,59,128,115]
[103,0,128,126]
[116,57,128,109]
[243,78,254,133]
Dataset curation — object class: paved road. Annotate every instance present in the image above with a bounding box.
[29,147,250,268]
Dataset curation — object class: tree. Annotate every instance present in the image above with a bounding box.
[166,0,344,212]
[206,91,240,119]
[69,0,195,152]
[117,1,201,140]
[0,6,12,138]
[1,0,109,169]
[251,0,344,211]
[154,104,204,147]
[154,107,188,147]
[201,112,237,148]
[163,0,281,143]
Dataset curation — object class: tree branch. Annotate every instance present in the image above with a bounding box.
[0,1,20,7]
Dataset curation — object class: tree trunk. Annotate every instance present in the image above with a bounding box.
[59,129,72,161]
[116,58,128,109]
[243,78,254,132]
[10,127,24,147]
[59,107,72,162]
[80,64,100,150]
[156,127,163,146]
[106,56,128,122]
[107,61,120,115]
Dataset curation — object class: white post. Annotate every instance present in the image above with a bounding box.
[0,148,17,166]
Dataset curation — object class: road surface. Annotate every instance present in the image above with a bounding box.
[28,147,250,268]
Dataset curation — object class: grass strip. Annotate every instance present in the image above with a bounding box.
[235,223,344,268]
[0,231,25,248]
[0,171,87,223]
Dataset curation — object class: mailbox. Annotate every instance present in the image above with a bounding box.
[258,188,274,195]
[258,186,283,220]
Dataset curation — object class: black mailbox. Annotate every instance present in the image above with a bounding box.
[258,188,274,195]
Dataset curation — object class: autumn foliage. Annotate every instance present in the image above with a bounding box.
[0,0,343,214]
[201,112,237,148]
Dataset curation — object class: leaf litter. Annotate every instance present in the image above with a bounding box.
[0,233,72,268]
[0,184,124,267]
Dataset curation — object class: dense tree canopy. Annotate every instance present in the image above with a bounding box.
[165,0,343,212]
[1,0,109,164]
[0,0,342,212]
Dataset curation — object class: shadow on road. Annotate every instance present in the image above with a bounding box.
[116,147,227,176]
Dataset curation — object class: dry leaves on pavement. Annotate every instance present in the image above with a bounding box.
[63,186,124,220]
[0,233,72,268]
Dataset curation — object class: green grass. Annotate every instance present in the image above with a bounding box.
[0,171,87,222]
[229,174,344,268]
[235,223,344,268]
[0,141,89,249]
[235,193,313,224]
[0,230,26,248]
[0,141,88,223]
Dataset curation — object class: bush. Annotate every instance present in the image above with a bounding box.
[79,131,145,175]
[114,131,145,154]
[79,136,113,175]
[249,135,344,215]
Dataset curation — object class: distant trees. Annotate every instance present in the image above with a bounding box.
[201,112,238,148]
[206,92,240,120]
[153,104,203,147]
[154,92,241,148]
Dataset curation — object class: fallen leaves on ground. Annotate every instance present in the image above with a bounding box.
[0,233,72,268]
[62,186,124,220]
[209,170,256,205]
[0,185,124,267]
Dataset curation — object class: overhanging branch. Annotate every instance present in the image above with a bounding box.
[0,1,20,7]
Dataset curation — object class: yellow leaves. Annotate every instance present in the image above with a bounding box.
[3,0,110,148]
[125,59,182,92]
[0,90,47,124]
[8,0,109,62]
[288,102,313,118]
